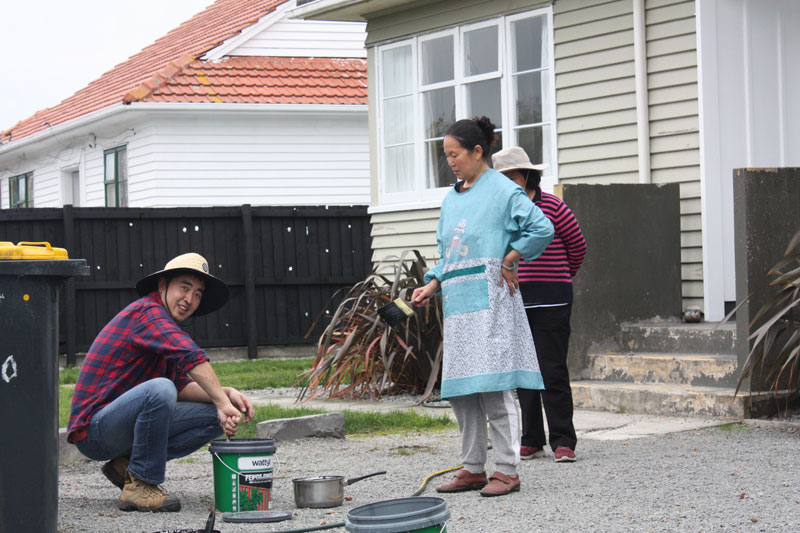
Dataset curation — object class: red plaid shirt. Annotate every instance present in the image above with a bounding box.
[67,292,209,442]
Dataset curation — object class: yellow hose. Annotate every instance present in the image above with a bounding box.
[410,464,463,497]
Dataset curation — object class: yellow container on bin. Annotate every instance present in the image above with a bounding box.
[0,242,69,260]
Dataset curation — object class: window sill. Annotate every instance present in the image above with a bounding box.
[367,198,445,215]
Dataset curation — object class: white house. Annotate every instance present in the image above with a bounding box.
[0,0,369,209]
[292,0,800,320]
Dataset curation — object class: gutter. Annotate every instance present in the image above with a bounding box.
[126,102,367,114]
[633,0,652,184]
[0,104,128,157]
[0,102,366,158]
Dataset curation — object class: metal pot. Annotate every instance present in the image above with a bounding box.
[292,471,386,508]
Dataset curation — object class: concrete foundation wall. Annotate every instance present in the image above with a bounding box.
[563,183,682,375]
[733,168,800,394]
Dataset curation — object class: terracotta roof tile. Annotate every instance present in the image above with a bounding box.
[129,56,367,105]
[1,0,292,144]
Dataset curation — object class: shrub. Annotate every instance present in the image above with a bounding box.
[297,250,443,401]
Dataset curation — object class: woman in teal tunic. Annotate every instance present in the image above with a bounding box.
[412,117,554,497]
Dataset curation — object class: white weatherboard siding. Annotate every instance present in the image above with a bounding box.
[126,113,370,207]
[0,111,369,208]
[554,0,701,311]
[554,0,639,184]
[228,19,367,58]
[0,137,99,209]
[370,208,440,263]
[647,0,702,311]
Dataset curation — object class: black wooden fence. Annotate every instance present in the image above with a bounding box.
[0,205,372,365]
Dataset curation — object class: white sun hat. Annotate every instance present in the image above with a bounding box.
[492,146,549,173]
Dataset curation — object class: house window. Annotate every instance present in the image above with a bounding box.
[9,172,33,208]
[104,145,128,207]
[377,7,555,205]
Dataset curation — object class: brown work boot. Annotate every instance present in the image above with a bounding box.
[117,471,181,512]
[436,469,488,493]
[101,456,129,489]
[479,471,521,497]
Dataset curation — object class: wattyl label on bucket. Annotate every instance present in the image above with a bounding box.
[237,455,273,471]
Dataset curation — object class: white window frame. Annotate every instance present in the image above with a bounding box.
[9,171,33,208]
[418,27,458,199]
[378,39,420,206]
[375,5,556,208]
[505,8,558,193]
[104,145,128,208]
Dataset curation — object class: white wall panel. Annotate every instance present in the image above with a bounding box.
[697,0,800,319]
[228,19,366,58]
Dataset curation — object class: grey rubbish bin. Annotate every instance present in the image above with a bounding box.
[0,244,89,533]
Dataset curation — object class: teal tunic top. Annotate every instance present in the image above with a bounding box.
[424,168,554,398]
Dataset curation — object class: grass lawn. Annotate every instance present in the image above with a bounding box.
[58,358,455,435]
[233,405,455,439]
[59,357,315,388]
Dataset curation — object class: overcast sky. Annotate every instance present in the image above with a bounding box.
[0,0,215,130]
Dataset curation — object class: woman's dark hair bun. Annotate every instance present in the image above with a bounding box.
[473,116,496,147]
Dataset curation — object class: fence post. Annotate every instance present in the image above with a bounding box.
[63,204,78,367]
[241,205,258,359]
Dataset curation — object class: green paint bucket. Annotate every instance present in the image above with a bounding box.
[345,497,450,533]
[209,438,276,513]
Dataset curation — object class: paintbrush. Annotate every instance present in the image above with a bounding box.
[377,298,416,327]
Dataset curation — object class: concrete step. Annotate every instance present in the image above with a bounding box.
[587,353,738,387]
[619,321,736,354]
[571,380,746,418]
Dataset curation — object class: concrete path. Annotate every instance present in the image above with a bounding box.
[247,390,735,441]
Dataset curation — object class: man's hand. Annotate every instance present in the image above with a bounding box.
[226,388,255,424]
[186,362,253,435]
[218,403,243,436]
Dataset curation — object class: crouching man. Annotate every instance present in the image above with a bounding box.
[67,253,255,512]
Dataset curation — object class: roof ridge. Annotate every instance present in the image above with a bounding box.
[122,54,197,104]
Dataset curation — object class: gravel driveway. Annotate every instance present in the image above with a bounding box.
[58,422,799,532]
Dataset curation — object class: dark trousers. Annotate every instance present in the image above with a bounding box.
[518,304,577,451]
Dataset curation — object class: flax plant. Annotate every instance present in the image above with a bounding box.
[297,250,443,402]
[731,228,800,398]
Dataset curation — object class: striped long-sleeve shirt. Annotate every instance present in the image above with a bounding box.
[519,188,587,307]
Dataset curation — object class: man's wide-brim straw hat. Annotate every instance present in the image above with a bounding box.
[492,146,549,173]
[136,253,229,316]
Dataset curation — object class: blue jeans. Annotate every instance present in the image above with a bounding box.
[75,378,222,484]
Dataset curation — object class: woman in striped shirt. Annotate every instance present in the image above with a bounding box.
[492,147,587,463]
